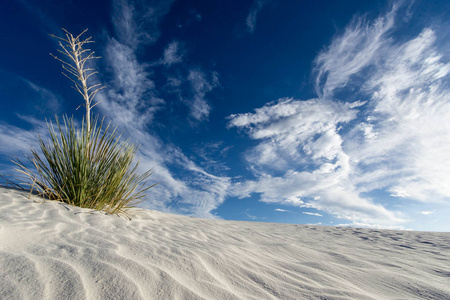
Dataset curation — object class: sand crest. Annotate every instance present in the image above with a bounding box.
[1,187,449,299]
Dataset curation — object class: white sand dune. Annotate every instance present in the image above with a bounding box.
[1,187,449,300]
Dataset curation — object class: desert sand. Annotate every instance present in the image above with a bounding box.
[0,187,449,300]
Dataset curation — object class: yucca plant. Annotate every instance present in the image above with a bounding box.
[13,29,155,217]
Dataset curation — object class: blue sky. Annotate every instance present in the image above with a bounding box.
[1,0,449,231]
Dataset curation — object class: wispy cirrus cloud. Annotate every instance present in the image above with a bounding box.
[303,212,323,217]
[228,1,450,228]
[0,123,43,156]
[123,130,231,218]
[350,28,450,203]
[162,41,184,66]
[112,1,218,125]
[112,0,174,49]
[191,141,232,175]
[0,75,62,162]
[246,0,268,33]
[187,69,219,122]
[314,2,399,99]
[0,114,59,177]
[98,0,230,218]
[275,208,287,212]
[102,38,164,126]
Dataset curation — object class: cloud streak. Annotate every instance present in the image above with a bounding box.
[112,0,174,49]
[314,2,398,99]
[162,41,184,66]
[351,28,450,203]
[246,0,268,33]
[275,208,287,212]
[102,38,163,126]
[98,0,230,218]
[228,1,450,228]
[187,70,219,122]
[0,75,63,162]
[303,212,323,217]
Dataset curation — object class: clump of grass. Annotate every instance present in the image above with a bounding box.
[12,29,155,217]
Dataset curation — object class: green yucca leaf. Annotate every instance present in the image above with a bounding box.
[13,115,155,217]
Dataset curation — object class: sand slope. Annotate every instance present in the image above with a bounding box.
[0,188,449,300]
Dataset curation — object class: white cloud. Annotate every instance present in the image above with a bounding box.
[187,70,219,122]
[108,2,218,125]
[0,77,64,159]
[421,211,434,215]
[97,0,230,218]
[245,211,258,220]
[0,115,74,177]
[135,142,231,218]
[102,38,163,126]
[390,191,409,198]
[162,41,184,66]
[303,212,323,217]
[275,208,287,212]
[350,28,450,203]
[228,98,363,172]
[228,97,404,225]
[314,2,399,99]
[246,0,268,33]
[112,0,174,49]
[0,123,42,156]
[192,141,232,175]
[228,1,450,227]
[99,83,230,217]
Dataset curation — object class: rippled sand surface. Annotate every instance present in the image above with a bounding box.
[1,187,449,299]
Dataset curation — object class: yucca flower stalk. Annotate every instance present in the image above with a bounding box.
[50,28,104,134]
[13,29,155,217]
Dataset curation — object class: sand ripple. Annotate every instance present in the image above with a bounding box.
[1,188,449,299]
